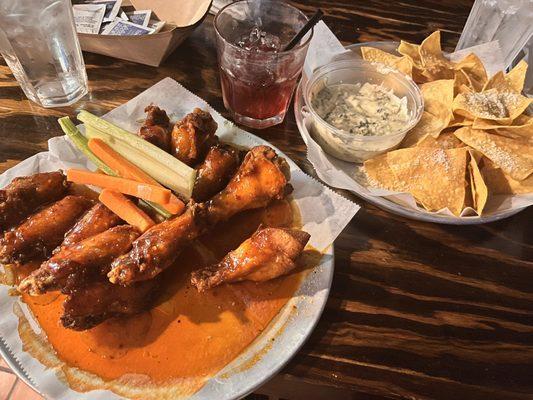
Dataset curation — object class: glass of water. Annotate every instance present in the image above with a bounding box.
[456,0,533,70]
[0,0,88,108]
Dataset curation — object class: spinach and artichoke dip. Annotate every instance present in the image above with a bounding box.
[311,82,409,136]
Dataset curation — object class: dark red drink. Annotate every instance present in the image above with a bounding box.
[220,66,300,121]
[214,1,311,129]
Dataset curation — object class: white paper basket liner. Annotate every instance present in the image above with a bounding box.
[0,77,359,400]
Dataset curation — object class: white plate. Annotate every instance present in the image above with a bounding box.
[294,42,528,225]
[0,77,360,400]
[0,136,335,400]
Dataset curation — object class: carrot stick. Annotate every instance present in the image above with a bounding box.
[99,189,155,232]
[88,138,184,215]
[67,169,171,204]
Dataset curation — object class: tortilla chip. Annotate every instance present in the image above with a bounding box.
[448,115,473,128]
[483,71,514,93]
[397,40,427,82]
[505,60,528,93]
[402,110,451,147]
[363,156,399,190]
[472,114,533,139]
[453,89,532,122]
[495,115,533,139]
[420,79,455,116]
[361,46,400,64]
[360,47,413,76]
[453,53,488,90]
[481,159,533,194]
[418,31,455,80]
[364,146,468,216]
[393,57,414,77]
[401,79,455,146]
[415,131,465,149]
[453,127,533,181]
[454,69,477,95]
[398,40,422,65]
[467,149,488,215]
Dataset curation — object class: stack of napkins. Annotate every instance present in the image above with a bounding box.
[72,0,165,35]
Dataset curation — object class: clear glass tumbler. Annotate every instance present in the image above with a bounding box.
[0,0,88,108]
[456,0,533,70]
[214,0,312,129]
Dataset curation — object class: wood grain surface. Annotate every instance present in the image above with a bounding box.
[1,1,533,399]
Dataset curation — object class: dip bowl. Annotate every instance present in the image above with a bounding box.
[303,59,423,163]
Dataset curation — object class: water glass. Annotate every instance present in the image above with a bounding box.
[214,0,312,129]
[0,0,88,108]
[456,0,533,70]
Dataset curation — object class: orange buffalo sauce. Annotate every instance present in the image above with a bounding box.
[18,199,313,395]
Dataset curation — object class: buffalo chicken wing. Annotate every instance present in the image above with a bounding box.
[206,146,290,225]
[59,202,122,251]
[192,145,241,202]
[191,227,310,292]
[0,171,68,233]
[61,278,160,331]
[108,145,290,285]
[138,105,172,151]
[0,195,92,263]
[171,108,218,165]
[19,225,139,295]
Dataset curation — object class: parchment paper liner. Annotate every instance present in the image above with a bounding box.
[0,77,359,399]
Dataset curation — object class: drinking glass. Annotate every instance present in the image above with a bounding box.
[214,0,312,129]
[0,0,88,108]
[456,0,533,70]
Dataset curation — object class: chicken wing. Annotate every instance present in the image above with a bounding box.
[61,279,160,330]
[192,145,241,202]
[58,203,122,251]
[171,108,218,165]
[108,145,289,285]
[0,171,68,232]
[206,145,290,225]
[138,105,171,152]
[18,225,139,295]
[0,195,92,263]
[108,204,206,284]
[191,227,310,292]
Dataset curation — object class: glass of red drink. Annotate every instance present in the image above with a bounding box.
[214,0,312,129]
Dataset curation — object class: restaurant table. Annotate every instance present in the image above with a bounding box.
[1,0,532,399]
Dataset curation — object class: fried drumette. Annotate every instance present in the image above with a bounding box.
[108,145,290,285]
[18,225,139,296]
[108,205,206,284]
[139,105,171,151]
[61,278,160,331]
[0,171,68,233]
[192,145,241,202]
[58,202,122,251]
[171,108,218,165]
[191,227,310,292]
[206,146,290,225]
[0,195,92,263]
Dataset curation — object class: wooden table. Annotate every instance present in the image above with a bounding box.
[1,1,532,399]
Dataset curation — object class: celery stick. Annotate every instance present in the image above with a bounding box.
[84,125,192,199]
[77,110,196,198]
[58,117,171,219]
[140,200,171,219]
[58,117,116,176]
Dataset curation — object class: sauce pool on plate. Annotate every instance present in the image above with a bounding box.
[12,199,318,398]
